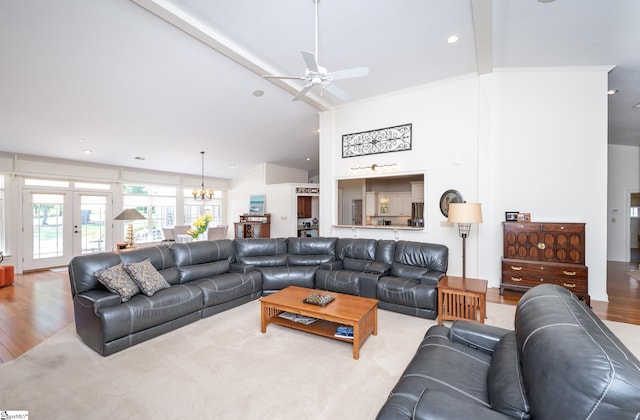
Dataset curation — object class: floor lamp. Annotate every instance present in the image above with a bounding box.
[447,203,483,279]
[114,208,146,248]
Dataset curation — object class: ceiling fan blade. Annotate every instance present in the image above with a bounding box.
[292,83,314,101]
[324,83,351,101]
[262,75,306,80]
[301,50,319,73]
[330,67,369,81]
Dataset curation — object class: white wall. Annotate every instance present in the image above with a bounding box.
[607,144,640,261]
[320,68,611,302]
[320,74,480,274]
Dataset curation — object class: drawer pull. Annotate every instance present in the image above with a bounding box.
[563,271,577,276]
[510,266,523,271]
[537,242,546,250]
[510,277,522,282]
[563,283,576,288]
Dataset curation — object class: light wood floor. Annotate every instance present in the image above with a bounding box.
[1,261,639,364]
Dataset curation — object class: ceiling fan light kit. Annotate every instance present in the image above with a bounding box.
[262,0,368,102]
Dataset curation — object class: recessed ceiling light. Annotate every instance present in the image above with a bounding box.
[83,149,92,154]
[306,157,310,161]
[633,103,640,109]
[608,89,618,95]
[134,156,146,160]
[253,90,264,97]
[447,35,459,44]
[230,164,236,169]
[538,0,555,3]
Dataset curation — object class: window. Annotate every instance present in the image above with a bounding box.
[183,189,222,227]
[123,184,176,243]
[631,207,640,218]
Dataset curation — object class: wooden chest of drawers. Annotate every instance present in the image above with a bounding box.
[501,222,589,305]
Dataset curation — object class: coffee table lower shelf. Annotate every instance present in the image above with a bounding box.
[266,316,356,343]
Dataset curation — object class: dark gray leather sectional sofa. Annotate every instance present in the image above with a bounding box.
[68,236,448,356]
[376,284,640,419]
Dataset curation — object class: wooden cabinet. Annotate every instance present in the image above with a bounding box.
[234,214,271,238]
[501,222,589,305]
[297,196,312,218]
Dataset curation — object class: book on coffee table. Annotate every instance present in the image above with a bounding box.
[334,325,354,339]
[278,311,318,325]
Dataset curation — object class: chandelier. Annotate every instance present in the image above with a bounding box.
[193,151,214,201]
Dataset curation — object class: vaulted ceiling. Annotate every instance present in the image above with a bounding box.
[1,0,638,180]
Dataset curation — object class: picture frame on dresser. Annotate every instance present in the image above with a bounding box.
[505,211,519,222]
[516,212,531,222]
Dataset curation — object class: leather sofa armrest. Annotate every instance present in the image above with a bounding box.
[230,263,256,273]
[414,390,512,420]
[449,320,511,355]
[356,272,380,299]
[76,290,121,314]
[364,261,390,275]
[419,271,445,286]
[320,260,343,271]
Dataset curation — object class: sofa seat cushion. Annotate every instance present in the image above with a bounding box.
[189,271,262,307]
[100,284,203,342]
[376,276,437,310]
[257,266,316,292]
[381,325,492,419]
[314,269,363,296]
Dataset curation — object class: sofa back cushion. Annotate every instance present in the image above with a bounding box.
[335,238,377,261]
[516,284,640,419]
[286,236,337,266]
[171,240,234,283]
[119,245,180,285]
[233,238,288,266]
[392,241,448,274]
[375,240,396,264]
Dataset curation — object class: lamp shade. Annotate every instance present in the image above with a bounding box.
[114,208,146,221]
[447,203,483,224]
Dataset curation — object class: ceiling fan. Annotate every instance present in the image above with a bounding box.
[262,0,369,101]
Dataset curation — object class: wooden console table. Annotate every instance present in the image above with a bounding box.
[437,275,487,325]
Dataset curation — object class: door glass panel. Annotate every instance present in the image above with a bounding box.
[32,193,64,260]
[81,195,107,254]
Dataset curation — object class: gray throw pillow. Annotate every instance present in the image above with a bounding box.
[95,263,140,302]
[123,259,170,296]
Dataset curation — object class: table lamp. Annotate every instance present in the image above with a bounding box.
[448,202,483,278]
[114,208,146,247]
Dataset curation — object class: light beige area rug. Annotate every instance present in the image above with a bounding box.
[624,270,640,281]
[0,300,637,420]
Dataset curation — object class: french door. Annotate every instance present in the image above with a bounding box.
[22,190,113,270]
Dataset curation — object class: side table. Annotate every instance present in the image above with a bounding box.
[437,275,488,325]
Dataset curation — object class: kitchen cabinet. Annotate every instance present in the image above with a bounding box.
[365,192,377,217]
[410,181,424,203]
[376,192,412,216]
[297,196,312,218]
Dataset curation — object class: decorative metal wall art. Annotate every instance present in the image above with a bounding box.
[342,123,412,158]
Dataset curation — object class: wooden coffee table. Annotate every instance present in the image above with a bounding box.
[260,286,378,359]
